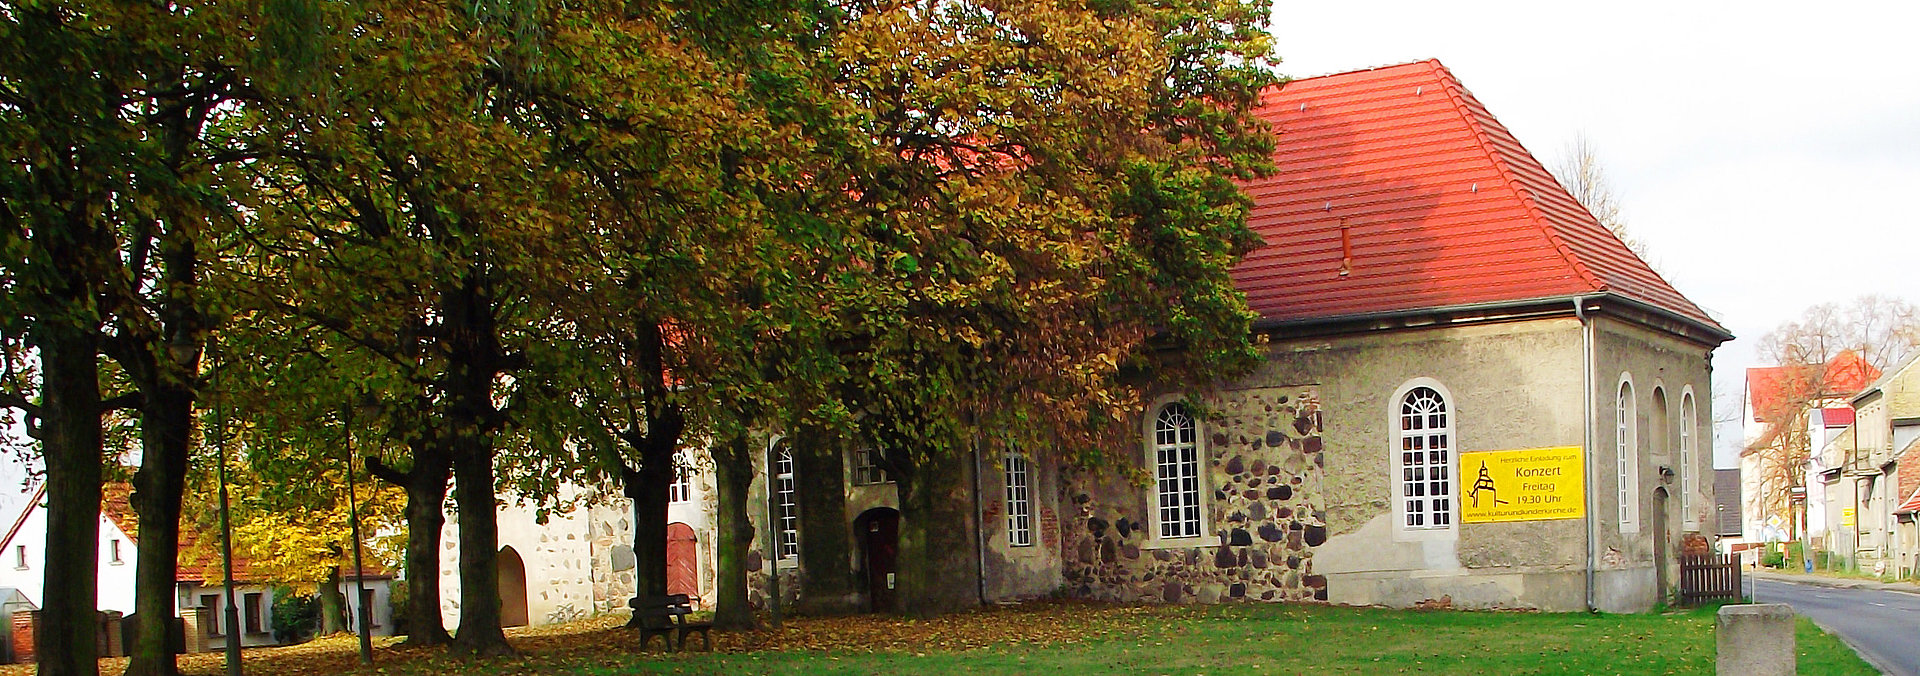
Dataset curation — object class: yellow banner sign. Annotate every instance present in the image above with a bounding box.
[1842,508,1856,527]
[1460,446,1585,523]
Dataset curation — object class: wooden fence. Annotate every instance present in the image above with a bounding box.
[1679,553,1743,605]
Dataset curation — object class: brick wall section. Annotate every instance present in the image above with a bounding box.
[1897,438,1920,506]
[11,611,33,664]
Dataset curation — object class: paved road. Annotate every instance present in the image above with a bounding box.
[1755,576,1920,676]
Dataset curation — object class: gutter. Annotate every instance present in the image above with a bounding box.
[973,446,988,605]
[1250,292,1733,345]
[1576,295,1599,613]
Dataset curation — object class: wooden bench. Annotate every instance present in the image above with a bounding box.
[630,594,712,652]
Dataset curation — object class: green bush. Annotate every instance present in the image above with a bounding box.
[271,588,318,644]
[1761,550,1786,568]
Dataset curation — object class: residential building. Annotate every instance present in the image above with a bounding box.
[0,482,394,656]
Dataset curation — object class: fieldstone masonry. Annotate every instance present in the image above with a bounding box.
[1064,386,1327,603]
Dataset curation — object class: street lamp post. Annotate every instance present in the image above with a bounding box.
[212,345,243,676]
[341,404,373,664]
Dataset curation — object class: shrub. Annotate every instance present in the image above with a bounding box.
[271,588,318,644]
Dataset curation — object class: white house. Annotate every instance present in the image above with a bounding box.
[0,481,395,654]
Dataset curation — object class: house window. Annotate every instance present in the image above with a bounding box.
[243,592,264,634]
[109,539,122,565]
[1154,403,1203,539]
[775,443,798,560]
[13,544,24,570]
[1397,385,1453,529]
[200,594,222,636]
[1004,451,1033,547]
[1617,379,1639,531]
[851,447,891,486]
[668,461,690,504]
[1681,390,1696,527]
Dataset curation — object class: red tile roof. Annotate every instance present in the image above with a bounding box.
[1818,408,1856,427]
[1896,484,1920,516]
[1234,60,1723,334]
[1746,351,1881,423]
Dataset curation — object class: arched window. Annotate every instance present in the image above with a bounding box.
[1617,378,1639,531]
[774,442,798,559]
[1397,385,1453,530]
[1681,389,1697,528]
[1651,387,1670,458]
[1004,451,1033,547]
[1154,403,1202,539]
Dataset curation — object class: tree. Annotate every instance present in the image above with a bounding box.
[1,3,268,673]
[1758,295,1919,373]
[1551,134,1643,257]
[783,0,1278,615]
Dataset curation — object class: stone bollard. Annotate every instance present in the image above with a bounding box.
[1717,603,1795,676]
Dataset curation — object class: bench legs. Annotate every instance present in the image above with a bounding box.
[679,628,713,651]
[640,629,676,652]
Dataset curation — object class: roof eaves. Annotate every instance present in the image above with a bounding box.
[0,484,44,553]
[1852,351,1920,405]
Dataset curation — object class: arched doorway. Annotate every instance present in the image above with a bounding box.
[498,545,529,627]
[853,508,900,613]
[666,522,699,603]
[1653,487,1670,603]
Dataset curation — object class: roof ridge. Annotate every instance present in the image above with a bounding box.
[1283,58,1443,85]
[1427,62,1605,292]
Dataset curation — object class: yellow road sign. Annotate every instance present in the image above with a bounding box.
[1460,446,1585,523]
[1842,508,1856,527]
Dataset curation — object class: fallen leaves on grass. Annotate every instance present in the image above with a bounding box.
[5,600,1175,676]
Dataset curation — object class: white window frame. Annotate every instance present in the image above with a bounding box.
[1004,451,1033,547]
[1144,396,1208,544]
[1391,378,1457,541]
[850,447,891,486]
[774,442,799,561]
[668,452,691,504]
[1617,374,1640,533]
[1680,387,1698,530]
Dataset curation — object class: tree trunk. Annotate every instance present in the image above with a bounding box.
[893,449,980,617]
[370,449,452,646]
[124,386,193,676]
[794,427,857,615]
[622,461,670,626]
[38,330,103,676]
[317,566,348,636]
[710,436,756,630]
[448,444,512,657]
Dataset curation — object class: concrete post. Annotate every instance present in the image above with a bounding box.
[1717,603,1795,676]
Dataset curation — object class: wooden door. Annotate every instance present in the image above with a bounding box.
[862,510,900,613]
[497,546,529,627]
[666,522,699,602]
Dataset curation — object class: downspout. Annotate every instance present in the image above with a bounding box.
[973,446,988,605]
[1576,296,1598,612]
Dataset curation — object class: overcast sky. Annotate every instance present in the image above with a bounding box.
[1271,1,1920,467]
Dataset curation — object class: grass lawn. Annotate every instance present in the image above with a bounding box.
[10,601,1874,675]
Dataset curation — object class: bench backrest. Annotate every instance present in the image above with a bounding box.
[630,594,694,628]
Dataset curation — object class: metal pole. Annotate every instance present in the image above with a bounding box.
[213,346,243,675]
[343,404,373,664]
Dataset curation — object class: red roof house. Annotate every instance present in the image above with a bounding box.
[1058,60,1728,616]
